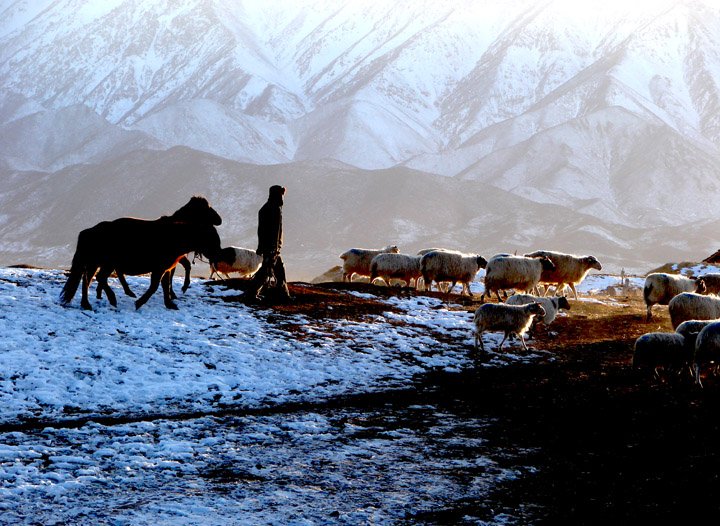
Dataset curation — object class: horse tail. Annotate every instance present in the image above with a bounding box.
[59,230,90,305]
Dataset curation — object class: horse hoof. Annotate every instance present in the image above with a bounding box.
[127,291,137,298]
[81,303,93,311]
[165,302,179,310]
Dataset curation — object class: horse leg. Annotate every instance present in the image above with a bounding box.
[180,256,191,292]
[135,270,163,310]
[162,271,179,310]
[117,273,136,298]
[168,268,178,300]
[97,267,117,307]
[80,267,97,310]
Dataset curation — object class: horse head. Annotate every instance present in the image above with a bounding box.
[173,195,222,226]
[192,224,223,264]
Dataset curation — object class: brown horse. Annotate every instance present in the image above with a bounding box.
[60,201,222,310]
[97,196,222,300]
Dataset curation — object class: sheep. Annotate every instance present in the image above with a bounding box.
[417,247,454,256]
[472,302,546,352]
[209,247,262,280]
[481,255,555,303]
[632,332,694,379]
[643,273,706,321]
[505,293,571,327]
[693,321,720,387]
[524,250,602,299]
[668,292,720,330]
[416,248,459,291]
[676,319,716,340]
[420,250,487,296]
[369,253,423,289]
[339,245,399,282]
[698,273,720,295]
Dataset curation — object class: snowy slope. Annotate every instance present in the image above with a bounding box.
[0,267,545,524]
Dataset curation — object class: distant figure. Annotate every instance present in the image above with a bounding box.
[243,185,291,302]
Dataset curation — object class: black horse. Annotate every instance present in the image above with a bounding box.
[60,197,222,310]
[96,196,222,300]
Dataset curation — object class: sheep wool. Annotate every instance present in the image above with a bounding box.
[482,255,555,303]
[210,247,262,280]
[644,273,705,321]
[505,293,571,326]
[472,302,545,352]
[369,253,423,289]
[420,251,487,296]
[668,292,720,330]
[339,245,399,282]
[524,250,602,299]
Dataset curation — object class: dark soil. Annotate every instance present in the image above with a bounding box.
[233,279,720,524]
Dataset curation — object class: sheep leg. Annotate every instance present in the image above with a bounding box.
[518,332,529,351]
[495,290,503,303]
[498,332,509,351]
[569,283,578,300]
[694,363,703,387]
[646,304,653,322]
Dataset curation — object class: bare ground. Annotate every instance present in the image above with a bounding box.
[232,280,720,524]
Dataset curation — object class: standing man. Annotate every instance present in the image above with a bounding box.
[243,185,291,302]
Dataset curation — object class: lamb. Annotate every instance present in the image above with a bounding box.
[472,302,546,352]
[632,332,694,378]
[524,250,602,299]
[505,293,571,326]
[369,253,423,289]
[481,255,555,303]
[643,273,706,321]
[339,245,399,282]
[668,292,720,329]
[209,246,262,280]
[420,250,487,296]
[693,321,720,387]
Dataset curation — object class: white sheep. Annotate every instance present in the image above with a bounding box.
[420,250,487,296]
[472,302,546,352]
[632,332,694,378]
[369,253,423,289]
[481,255,556,303]
[698,273,720,295]
[505,293,571,326]
[416,249,458,291]
[524,250,602,299]
[339,245,399,282]
[644,273,706,321]
[209,247,262,280]
[693,321,720,387]
[668,292,720,329]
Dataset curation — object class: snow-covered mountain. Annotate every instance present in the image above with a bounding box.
[1,0,720,274]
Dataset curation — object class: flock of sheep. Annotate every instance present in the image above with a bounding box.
[635,272,720,386]
[339,245,600,355]
[210,242,720,387]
